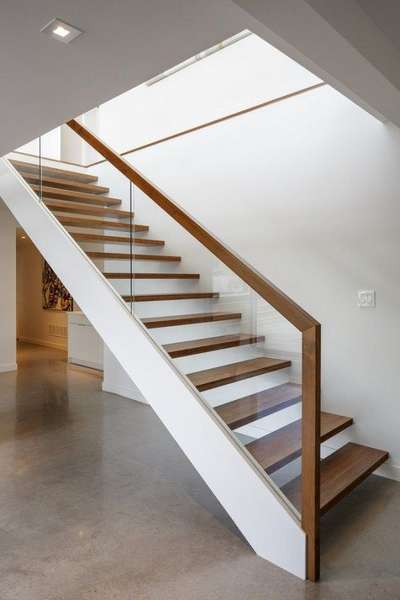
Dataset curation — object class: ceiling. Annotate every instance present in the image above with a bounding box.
[234,0,400,127]
[304,0,400,92]
[0,0,261,156]
[357,0,400,54]
[3,0,400,159]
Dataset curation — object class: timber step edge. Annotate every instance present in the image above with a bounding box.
[20,172,109,194]
[46,199,131,218]
[142,312,241,329]
[282,442,389,515]
[11,159,98,183]
[104,272,200,280]
[164,333,265,358]
[72,232,164,245]
[246,412,353,474]
[59,216,148,232]
[31,184,121,206]
[215,383,302,429]
[87,251,181,262]
[188,357,291,392]
[123,292,219,302]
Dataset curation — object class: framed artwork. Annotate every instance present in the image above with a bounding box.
[42,260,73,311]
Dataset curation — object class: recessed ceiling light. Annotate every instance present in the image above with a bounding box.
[21,235,26,240]
[53,25,70,38]
[41,18,84,44]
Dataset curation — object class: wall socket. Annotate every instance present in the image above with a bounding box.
[357,289,376,308]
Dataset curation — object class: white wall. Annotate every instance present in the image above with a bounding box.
[27,34,318,166]
[120,85,400,479]
[14,113,100,166]
[94,34,312,400]
[60,111,102,165]
[17,238,68,351]
[16,127,61,161]
[90,33,400,478]
[233,0,400,127]
[60,124,83,164]
[0,201,16,372]
[97,34,320,153]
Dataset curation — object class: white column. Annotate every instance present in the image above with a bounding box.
[0,200,16,372]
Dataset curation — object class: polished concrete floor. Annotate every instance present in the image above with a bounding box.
[0,343,399,599]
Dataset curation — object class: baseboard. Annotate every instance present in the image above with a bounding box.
[322,442,400,483]
[68,357,103,371]
[18,336,67,351]
[0,362,17,373]
[102,380,148,405]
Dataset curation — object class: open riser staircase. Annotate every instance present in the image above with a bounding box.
[1,127,388,581]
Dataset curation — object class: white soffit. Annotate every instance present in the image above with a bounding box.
[0,0,262,156]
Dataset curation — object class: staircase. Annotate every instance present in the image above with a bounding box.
[3,139,388,582]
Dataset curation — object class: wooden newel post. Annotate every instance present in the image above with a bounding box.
[301,324,321,581]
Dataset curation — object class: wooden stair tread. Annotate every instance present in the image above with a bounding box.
[142,312,241,329]
[46,199,131,218]
[87,251,181,261]
[246,412,353,474]
[123,292,219,302]
[59,216,148,232]
[20,172,108,194]
[11,159,97,183]
[282,442,389,515]
[31,184,120,206]
[104,272,199,279]
[164,333,265,358]
[188,357,291,392]
[215,383,302,429]
[72,232,164,245]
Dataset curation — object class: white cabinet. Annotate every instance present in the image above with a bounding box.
[68,312,103,370]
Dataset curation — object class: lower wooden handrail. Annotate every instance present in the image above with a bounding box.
[67,118,321,580]
[87,82,326,167]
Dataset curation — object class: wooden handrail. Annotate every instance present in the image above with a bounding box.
[11,83,326,169]
[68,119,318,332]
[67,118,321,580]
[86,82,326,167]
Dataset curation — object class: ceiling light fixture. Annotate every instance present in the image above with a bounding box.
[41,18,84,44]
[53,25,70,38]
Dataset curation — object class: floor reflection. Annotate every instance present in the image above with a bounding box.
[0,343,398,600]
[0,342,105,485]
[15,343,71,436]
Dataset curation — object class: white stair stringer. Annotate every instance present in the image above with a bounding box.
[0,158,306,579]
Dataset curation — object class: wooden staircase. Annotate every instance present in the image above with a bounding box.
[12,157,389,581]
[282,443,388,514]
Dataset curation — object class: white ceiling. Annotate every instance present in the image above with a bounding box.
[234,0,400,127]
[357,0,400,54]
[0,0,260,156]
[3,0,400,158]
[304,0,400,93]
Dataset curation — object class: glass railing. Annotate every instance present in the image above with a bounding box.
[11,120,320,578]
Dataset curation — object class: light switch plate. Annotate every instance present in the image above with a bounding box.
[358,289,376,308]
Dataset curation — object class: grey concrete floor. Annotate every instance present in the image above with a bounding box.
[0,343,399,600]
